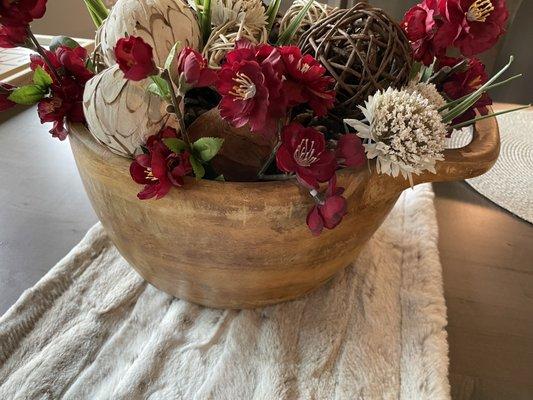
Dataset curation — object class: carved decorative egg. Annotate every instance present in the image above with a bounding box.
[98,0,201,68]
[83,65,173,158]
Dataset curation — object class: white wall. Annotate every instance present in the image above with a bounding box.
[31,1,96,40]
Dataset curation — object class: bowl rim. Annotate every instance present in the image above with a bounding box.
[68,122,364,192]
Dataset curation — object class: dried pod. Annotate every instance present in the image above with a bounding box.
[83,65,174,158]
[188,108,276,181]
[97,0,201,68]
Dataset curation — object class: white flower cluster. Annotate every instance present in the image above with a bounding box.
[345,87,448,184]
[405,82,447,110]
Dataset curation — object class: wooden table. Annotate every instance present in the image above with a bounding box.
[434,104,533,399]
[0,105,531,398]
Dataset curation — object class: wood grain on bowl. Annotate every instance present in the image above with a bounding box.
[68,111,499,308]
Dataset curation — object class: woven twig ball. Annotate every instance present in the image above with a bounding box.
[298,3,412,117]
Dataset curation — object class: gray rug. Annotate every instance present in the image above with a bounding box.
[0,184,450,399]
[448,110,533,223]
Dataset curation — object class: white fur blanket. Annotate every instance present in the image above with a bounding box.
[0,184,450,399]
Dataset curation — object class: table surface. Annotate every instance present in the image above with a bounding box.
[0,105,531,399]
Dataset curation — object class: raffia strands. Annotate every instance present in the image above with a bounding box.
[203,20,268,68]
[298,3,413,118]
[278,0,337,41]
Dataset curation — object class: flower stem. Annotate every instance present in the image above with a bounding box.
[27,29,62,84]
[161,69,190,144]
[257,140,281,179]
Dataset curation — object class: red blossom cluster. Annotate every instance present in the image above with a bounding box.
[0,0,47,47]
[402,0,509,64]
[218,40,335,136]
[32,45,94,140]
[130,128,193,200]
[116,37,363,235]
[402,0,507,125]
[276,123,365,235]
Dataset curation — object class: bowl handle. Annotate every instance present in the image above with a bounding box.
[414,112,500,185]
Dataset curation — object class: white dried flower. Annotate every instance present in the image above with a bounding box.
[406,81,447,109]
[211,0,267,33]
[345,87,448,185]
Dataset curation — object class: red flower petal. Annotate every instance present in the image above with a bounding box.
[306,206,324,236]
[319,195,347,230]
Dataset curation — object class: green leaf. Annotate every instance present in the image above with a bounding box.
[85,57,96,73]
[192,137,224,162]
[165,41,182,72]
[276,0,315,45]
[83,0,109,28]
[200,0,212,44]
[190,156,205,180]
[442,56,514,123]
[148,76,171,99]
[49,36,81,52]
[33,67,53,88]
[163,137,188,153]
[8,85,45,105]
[409,61,422,81]
[450,104,531,130]
[420,59,436,83]
[214,174,225,181]
[266,0,282,33]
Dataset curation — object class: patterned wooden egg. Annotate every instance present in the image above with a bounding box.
[97,0,201,68]
[83,65,173,158]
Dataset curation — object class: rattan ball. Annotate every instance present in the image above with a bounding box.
[298,3,412,117]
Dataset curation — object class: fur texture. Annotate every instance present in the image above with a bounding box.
[0,184,450,399]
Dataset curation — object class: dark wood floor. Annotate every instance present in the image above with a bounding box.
[434,182,533,399]
[1,107,532,399]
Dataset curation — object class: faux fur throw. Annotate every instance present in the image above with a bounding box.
[0,184,450,399]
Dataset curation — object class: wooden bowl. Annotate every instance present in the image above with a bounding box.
[68,115,499,308]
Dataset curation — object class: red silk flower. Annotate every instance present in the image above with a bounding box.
[0,0,47,26]
[440,0,509,56]
[31,45,93,140]
[307,177,348,235]
[0,25,28,48]
[217,43,286,135]
[279,46,335,117]
[276,123,337,189]
[336,134,366,168]
[176,47,217,89]
[402,0,509,64]
[130,138,193,200]
[115,36,157,81]
[402,0,458,65]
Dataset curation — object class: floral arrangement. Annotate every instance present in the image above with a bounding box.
[0,0,528,235]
